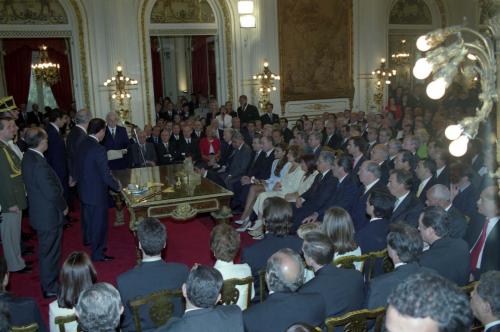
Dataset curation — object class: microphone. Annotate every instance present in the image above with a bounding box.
[124,121,138,128]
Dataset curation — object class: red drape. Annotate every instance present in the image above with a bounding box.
[150,37,164,101]
[2,38,73,109]
[191,36,209,97]
[207,41,217,97]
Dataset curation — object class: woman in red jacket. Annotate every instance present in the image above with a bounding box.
[199,128,221,166]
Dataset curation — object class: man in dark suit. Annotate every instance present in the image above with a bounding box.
[75,118,121,261]
[307,131,323,158]
[236,95,259,126]
[155,129,177,165]
[169,123,183,152]
[470,271,500,332]
[159,265,243,332]
[433,147,450,187]
[179,126,201,162]
[27,103,43,127]
[370,143,390,185]
[356,188,395,254]
[366,223,427,309]
[147,125,161,144]
[351,161,385,231]
[300,232,364,318]
[260,102,279,125]
[465,186,499,279]
[117,218,188,331]
[0,256,46,331]
[418,206,470,286]
[415,158,437,204]
[244,249,325,332]
[16,104,29,130]
[388,169,424,227]
[347,136,367,177]
[129,130,157,167]
[426,184,468,238]
[323,119,342,149]
[280,117,293,144]
[218,128,234,167]
[451,163,480,221]
[102,111,129,170]
[301,154,359,224]
[21,128,67,298]
[292,151,337,230]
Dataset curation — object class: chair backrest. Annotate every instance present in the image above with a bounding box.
[129,289,183,332]
[333,253,369,270]
[55,314,80,332]
[258,269,268,303]
[334,249,393,281]
[220,276,254,308]
[11,323,38,332]
[325,307,386,332]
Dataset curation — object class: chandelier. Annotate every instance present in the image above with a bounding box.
[103,64,138,106]
[391,39,411,66]
[252,61,280,109]
[371,58,396,109]
[31,45,60,86]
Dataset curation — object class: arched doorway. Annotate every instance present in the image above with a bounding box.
[139,0,235,124]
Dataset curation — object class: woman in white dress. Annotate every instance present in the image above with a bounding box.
[49,252,97,332]
[211,224,254,310]
[235,143,289,224]
[322,207,362,271]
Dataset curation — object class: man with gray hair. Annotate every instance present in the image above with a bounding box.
[426,184,467,238]
[307,131,322,158]
[76,282,123,332]
[102,111,129,171]
[292,151,337,230]
[243,248,325,332]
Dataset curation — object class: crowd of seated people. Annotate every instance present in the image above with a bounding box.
[0,84,499,331]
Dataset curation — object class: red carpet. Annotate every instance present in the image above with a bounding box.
[6,208,254,325]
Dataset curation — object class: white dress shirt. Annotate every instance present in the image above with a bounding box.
[393,191,410,211]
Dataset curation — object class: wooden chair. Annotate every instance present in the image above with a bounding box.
[334,249,393,281]
[128,289,183,332]
[54,314,80,332]
[324,307,386,332]
[11,323,38,332]
[220,276,254,308]
[258,269,268,303]
[334,253,370,270]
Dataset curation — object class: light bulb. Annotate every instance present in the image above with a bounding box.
[449,135,469,157]
[467,53,477,61]
[413,58,432,79]
[416,35,431,52]
[253,75,257,79]
[259,88,263,92]
[126,94,131,98]
[111,94,116,99]
[263,62,269,67]
[276,76,280,80]
[116,66,123,72]
[272,87,277,91]
[426,78,447,100]
[445,124,463,141]
[104,82,108,86]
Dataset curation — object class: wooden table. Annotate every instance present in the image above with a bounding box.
[113,165,234,230]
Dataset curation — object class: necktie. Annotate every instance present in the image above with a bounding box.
[393,198,401,212]
[111,128,115,138]
[470,218,490,271]
[187,139,191,144]
[416,181,425,198]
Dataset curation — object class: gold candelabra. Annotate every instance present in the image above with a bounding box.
[371,58,396,110]
[103,65,138,122]
[391,39,411,66]
[252,61,280,109]
[31,45,60,86]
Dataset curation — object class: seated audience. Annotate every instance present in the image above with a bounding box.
[415,158,437,203]
[159,265,243,332]
[300,232,364,317]
[199,128,221,167]
[418,206,470,286]
[346,136,367,176]
[425,184,467,239]
[471,271,500,332]
[0,256,45,331]
[117,217,188,331]
[370,143,390,184]
[322,207,362,270]
[129,130,157,167]
[387,169,423,227]
[75,282,123,332]
[243,249,325,332]
[465,186,499,278]
[49,252,96,332]
[431,145,450,187]
[450,162,480,220]
[156,129,177,165]
[355,188,395,254]
[211,224,254,310]
[385,272,472,332]
[307,131,322,157]
[179,126,201,162]
[366,223,427,309]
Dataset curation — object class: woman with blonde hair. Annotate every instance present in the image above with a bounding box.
[322,207,362,270]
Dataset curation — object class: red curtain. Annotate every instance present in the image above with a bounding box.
[191,36,209,97]
[207,41,217,97]
[2,38,73,109]
[150,37,164,101]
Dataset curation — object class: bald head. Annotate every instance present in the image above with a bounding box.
[426,184,450,208]
[265,248,304,293]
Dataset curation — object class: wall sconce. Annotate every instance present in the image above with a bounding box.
[371,58,396,110]
[238,0,256,28]
[253,61,280,109]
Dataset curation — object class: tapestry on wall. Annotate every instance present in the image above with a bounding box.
[278,0,353,104]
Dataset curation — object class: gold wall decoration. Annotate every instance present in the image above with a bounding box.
[0,0,68,24]
[389,0,432,25]
[278,0,354,104]
[141,0,233,125]
[151,0,215,23]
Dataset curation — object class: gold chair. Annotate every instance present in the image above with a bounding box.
[220,276,254,308]
[334,253,370,271]
[11,323,38,332]
[129,289,183,332]
[334,249,393,281]
[324,307,386,332]
[55,314,80,332]
[258,269,268,303]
